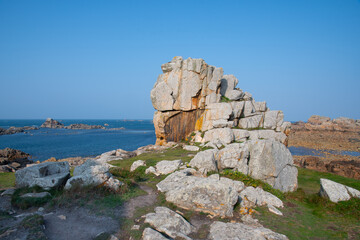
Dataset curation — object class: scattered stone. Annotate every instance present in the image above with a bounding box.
[145,166,157,175]
[145,207,195,239]
[15,162,70,190]
[20,192,51,199]
[208,221,288,240]
[131,225,140,230]
[183,145,200,151]
[58,215,66,220]
[38,207,45,212]
[268,205,283,216]
[319,178,360,203]
[130,160,146,172]
[155,160,182,175]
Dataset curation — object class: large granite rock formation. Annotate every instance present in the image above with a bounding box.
[151,57,297,192]
[151,57,291,145]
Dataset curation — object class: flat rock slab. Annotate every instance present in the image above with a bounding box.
[319,178,360,203]
[43,207,119,240]
[209,221,288,240]
[21,192,51,199]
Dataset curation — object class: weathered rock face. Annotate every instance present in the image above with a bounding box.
[151,57,291,145]
[40,118,64,128]
[15,162,70,190]
[247,140,298,192]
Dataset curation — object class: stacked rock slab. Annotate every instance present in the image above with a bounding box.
[151,57,297,192]
[151,56,291,145]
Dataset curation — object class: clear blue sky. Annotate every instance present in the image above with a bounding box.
[1,0,359,121]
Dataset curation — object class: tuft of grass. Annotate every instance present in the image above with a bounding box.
[0,172,15,189]
[220,96,231,103]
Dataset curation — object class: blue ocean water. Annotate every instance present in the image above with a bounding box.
[0,119,155,162]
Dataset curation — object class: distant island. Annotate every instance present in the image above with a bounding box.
[0,118,125,136]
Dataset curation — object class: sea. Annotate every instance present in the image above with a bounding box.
[1,119,359,162]
[0,119,156,162]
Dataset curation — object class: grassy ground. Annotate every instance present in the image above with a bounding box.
[0,172,15,189]
[255,167,360,240]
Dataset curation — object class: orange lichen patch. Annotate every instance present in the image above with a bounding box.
[195,112,205,131]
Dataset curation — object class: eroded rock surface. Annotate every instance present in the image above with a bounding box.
[65,159,123,191]
[144,207,195,239]
[157,169,244,217]
[208,221,288,240]
[15,162,70,190]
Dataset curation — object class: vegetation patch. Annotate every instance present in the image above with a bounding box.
[220,96,231,103]
[255,167,360,239]
[219,169,285,199]
[11,186,54,209]
[21,214,47,240]
[0,172,15,189]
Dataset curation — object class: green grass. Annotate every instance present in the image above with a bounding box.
[219,169,285,199]
[220,96,231,103]
[255,167,360,239]
[0,172,15,189]
[11,186,55,209]
[21,214,47,240]
[296,167,360,194]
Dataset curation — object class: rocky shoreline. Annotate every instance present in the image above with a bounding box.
[288,115,360,180]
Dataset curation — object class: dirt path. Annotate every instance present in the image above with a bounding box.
[43,185,157,240]
[119,184,157,218]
